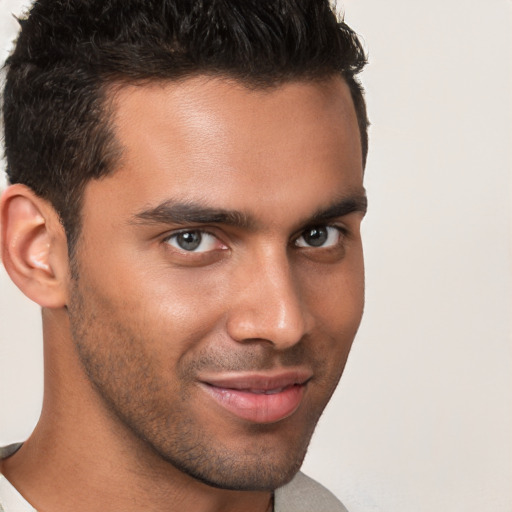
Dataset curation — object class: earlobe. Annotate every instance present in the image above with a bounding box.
[1,184,69,308]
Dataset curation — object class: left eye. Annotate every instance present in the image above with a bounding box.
[165,230,222,253]
[295,226,342,248]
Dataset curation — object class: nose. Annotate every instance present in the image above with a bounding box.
[226,248,312,349]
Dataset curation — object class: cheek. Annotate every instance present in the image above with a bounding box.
[136,266,232,348]
[79,244,228,340]
[300,251,365,332]
[298,255,364,383]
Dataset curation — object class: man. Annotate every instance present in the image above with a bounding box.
[0,0,368,510]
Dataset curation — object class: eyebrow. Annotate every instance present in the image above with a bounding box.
[307,194,368,225]
[131,194,367,230]
[132,201,256,229]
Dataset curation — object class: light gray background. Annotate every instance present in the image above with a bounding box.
[1,1,511,511]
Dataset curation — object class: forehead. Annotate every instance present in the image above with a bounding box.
[86,76,363,224]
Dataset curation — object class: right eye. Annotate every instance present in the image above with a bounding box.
[164,230,226,253]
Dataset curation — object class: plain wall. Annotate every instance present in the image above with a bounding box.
[1,1,511,511]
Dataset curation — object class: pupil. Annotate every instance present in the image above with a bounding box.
[177,231,201,251]
[305,227,328,247]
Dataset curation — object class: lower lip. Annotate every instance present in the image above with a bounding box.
[201,383,306,424]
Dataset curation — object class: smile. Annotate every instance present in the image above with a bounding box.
[199,370,312,424]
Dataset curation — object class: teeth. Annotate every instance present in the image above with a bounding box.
[249,387,285,395]
[265,388,284,395]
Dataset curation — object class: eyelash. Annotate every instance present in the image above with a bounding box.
[163,229,227,253]
[162,224,348,254]
[293,225,347,249]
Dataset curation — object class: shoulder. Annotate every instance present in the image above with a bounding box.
[274,471,349,512]
[0,443,23,476]
[0,445,23,461]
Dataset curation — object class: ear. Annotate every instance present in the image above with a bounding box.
[1,184,70,308]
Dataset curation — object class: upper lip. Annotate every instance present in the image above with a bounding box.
[199,369,313,392]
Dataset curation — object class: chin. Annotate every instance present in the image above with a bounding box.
[171,452,305,491]
[147,420,313,492]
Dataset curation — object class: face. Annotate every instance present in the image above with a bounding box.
[68,76,366,491]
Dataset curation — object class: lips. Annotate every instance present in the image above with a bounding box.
[199,370,312,424]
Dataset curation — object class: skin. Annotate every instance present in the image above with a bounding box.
[0,75,366,512]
